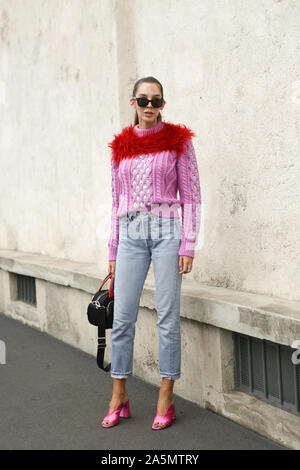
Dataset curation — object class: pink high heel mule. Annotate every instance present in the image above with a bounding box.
[101,399,131,428]
[152,402,176,430]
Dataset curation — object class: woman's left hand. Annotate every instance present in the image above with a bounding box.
[178,255,193,274]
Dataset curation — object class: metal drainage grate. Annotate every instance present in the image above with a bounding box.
[17,274,37,307]
[233,332,300,416]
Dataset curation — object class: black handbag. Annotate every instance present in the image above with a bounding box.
[87,273,114,372]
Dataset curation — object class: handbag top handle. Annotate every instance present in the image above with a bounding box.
[98,273,114,299]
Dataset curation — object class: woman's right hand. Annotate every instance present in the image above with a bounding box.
[108,261,116,278]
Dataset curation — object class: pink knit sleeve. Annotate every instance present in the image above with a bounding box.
[176,138,201,258]
[108,158,120,261]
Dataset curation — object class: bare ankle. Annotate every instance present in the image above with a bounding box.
[112,391,128,401]
[158,391,174,401]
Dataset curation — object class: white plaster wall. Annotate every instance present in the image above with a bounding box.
[131,0,300,301]
[0,0,299,301]
[0,0,120,264]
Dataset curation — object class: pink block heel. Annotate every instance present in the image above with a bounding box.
[152,402,176,430]
[101,399,131,428]
[119,399,131,418]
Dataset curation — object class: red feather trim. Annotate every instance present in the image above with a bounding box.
[108,121,196,166]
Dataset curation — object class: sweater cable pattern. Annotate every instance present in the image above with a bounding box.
[108,121,201,261]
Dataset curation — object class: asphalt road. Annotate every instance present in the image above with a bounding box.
[0,312,286,450]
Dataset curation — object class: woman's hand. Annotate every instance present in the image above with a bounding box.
[108,260,116,278]
[178,255,193,274]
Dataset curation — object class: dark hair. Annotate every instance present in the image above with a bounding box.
[132,76,164,126]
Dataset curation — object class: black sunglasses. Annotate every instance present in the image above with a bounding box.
[133,97,163,108]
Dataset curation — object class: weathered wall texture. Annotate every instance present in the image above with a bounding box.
[0,0,299,301]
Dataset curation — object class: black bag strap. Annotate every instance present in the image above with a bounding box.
[97,324,111,372]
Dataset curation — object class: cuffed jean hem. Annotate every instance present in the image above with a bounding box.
[110,371,132,379]
[160,372,180,381]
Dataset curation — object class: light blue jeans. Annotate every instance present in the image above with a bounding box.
[110,210,183,381]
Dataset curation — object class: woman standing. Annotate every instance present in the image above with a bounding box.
[102,76,201,430]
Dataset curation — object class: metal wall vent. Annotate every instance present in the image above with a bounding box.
[233,332,300,416]
[17,274,37,307]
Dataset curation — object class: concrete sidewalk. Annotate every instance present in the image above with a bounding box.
[0,313,286,450]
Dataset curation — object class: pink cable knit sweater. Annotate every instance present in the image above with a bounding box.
[108,120,201,261]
